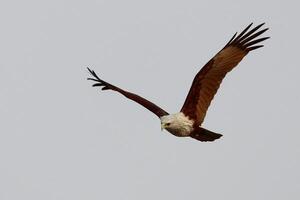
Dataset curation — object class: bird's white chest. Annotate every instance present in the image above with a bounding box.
[166,126,192,137]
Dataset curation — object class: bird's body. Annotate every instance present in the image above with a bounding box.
[88,23,269,142]
[160,112,222,141]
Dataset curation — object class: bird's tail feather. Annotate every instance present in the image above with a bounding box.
[190,127,222,142]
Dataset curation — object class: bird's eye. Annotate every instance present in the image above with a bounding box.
[166,123,171,126]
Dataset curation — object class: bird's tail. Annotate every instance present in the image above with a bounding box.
[190,127,223,142]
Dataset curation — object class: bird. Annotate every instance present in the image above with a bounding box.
[87,23,269,142]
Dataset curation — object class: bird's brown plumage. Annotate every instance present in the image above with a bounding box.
[87,68,169,118]
[180,23,269,126]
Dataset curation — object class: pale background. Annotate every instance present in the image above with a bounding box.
[0,0,299,199]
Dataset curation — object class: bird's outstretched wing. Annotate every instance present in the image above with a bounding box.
[87,68,169,118]
[181,23,269,126]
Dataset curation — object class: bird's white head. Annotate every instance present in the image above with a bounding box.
[160,112,194,136]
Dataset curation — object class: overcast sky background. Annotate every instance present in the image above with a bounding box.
[0,0,299,199]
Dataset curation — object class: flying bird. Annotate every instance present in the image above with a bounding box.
[87,23,269,142]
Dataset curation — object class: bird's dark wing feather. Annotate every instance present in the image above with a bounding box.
[181,23,269,126]
[87,68,169,118]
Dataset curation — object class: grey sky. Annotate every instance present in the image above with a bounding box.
[0,0,299,199]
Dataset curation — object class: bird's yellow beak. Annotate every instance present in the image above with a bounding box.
[161,123,165,131]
